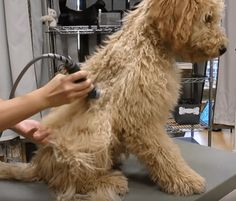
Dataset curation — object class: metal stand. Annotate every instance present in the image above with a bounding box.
[207,59,214,147]
[44,0,57,78]
[167,61,215,147]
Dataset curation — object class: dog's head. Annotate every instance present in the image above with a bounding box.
[148,0,228,61]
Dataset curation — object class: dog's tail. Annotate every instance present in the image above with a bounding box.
[0,162,37,182]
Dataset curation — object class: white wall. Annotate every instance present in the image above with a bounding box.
[214,0,236,126]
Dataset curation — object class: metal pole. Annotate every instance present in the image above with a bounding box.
[208,60,214,146]
[42,0,55,79]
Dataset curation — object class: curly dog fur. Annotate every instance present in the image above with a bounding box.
[0,0,227,200]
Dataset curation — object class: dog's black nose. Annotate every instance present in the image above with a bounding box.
[219,46,227,55]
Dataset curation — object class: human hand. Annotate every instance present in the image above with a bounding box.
[12,119,52,144]
[38,70,94,108]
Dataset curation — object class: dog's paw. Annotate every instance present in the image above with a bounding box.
[96,171,129,197]
[161,171,205,196]
[109,171,129,196]
[116,177,129,196]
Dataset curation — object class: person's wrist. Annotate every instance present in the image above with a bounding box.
[10,122,22,133]
[29,88,52,110]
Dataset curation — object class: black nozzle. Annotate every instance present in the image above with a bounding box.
[64,62,100,99]
[219,46,227,56]
[65,61,81,74]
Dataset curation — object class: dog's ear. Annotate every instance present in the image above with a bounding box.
[149,0,198,50]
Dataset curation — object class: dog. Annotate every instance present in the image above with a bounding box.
[0,0,227,200]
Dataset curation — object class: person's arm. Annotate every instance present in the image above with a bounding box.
[0,71,93,131]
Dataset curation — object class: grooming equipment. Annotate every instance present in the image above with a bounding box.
[9,53,100,99]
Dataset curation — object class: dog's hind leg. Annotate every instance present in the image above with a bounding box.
[124,124,205,196]
[49,109,114,172]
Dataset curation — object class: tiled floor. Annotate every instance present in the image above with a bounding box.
[185,128,234,151]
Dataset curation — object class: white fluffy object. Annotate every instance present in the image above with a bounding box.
[41,8,58,27]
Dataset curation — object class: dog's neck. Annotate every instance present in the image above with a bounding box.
[83,1,178,82]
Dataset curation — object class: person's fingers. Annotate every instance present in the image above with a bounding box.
[74,79,93,92]
[39,137,49,145]
[68,71,89,82]
[37,127,54,144]
[53,73,65,81]
[52,72,92,92]
[28,127,38,134]
[33,128,51,142]
[23,127,38,139]
[33,133,46,142]
[71,84,94,99]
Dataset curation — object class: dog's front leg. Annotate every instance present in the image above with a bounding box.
[124,125,205,196]
[88,170,128,201]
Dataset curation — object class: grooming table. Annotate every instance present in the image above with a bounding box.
[1,139,236,201]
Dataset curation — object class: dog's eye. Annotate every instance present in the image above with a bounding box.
[204,14,213,23]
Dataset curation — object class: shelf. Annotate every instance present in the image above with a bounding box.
[181,77,208,84]
[166,118,204,138]
[49,25,121,35]
[167,119,203,131]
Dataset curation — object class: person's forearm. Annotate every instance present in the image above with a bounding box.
[0,88,48,131]
[0,71,93,132]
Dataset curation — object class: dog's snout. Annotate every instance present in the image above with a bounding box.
[219,46,227,55]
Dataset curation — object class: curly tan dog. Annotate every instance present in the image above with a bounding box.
[0,0,227,200]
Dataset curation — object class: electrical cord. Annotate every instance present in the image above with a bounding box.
[0,53,99,137]
[9,53,100,99]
